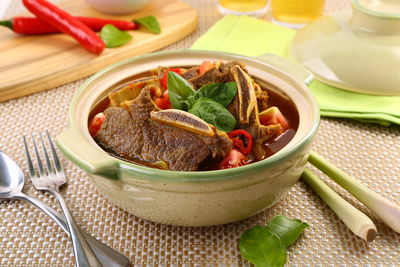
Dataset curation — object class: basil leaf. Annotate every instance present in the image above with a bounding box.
[100,24,132,48]
[184,95,197,109]
[266,215,309,247]
[188,98,236,132]
[240,226,287,267]
[134,15,161,34]
[195,82,237,107]
[167,72,196,110]
[239,215,308,267]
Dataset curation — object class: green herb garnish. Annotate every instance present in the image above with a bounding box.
[167,71,196,110]
[265,215,309,247]
[240,215,309,267]
[100,24,132,48]
[134,15,161,34]
[191,82,237,107]
[167,72,237,132]
[188,97,237,132]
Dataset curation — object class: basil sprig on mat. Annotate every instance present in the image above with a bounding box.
[240,215,309,267]
[167,72,237,132]
[134,15,161,34]
[100,24,132,48]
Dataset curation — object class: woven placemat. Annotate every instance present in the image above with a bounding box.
[1,0,399,266]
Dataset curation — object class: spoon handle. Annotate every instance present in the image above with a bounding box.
[15,192,130,267]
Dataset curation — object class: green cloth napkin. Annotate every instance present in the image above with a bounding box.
[191,15,400,126]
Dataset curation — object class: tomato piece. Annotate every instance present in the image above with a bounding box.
[259,107,289,130]
[162,90,169,98]
[199,61,214,75]
[154,90,171,109]
[227,129,253,155]
[219,149,246,169]
[161,68,182,89]
[154,97,171,109]
[88,112,106,137]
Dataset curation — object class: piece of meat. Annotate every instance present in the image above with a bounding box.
[188,61,248,89]
[95,86,232,171]
[181,67,199,80]
[219,61,248,74]
[108,76,161,107]
[229,94,280,160]
[189,67,229,89]
[254,82,269,112]
[227,65,281,160]
[241,108,281,161]
[150,66,169,77]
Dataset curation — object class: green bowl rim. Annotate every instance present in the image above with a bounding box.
[66,50,320,182]
[353,0,400,19]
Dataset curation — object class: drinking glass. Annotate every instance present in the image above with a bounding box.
[270,0,325,28]
[217,0,269,17]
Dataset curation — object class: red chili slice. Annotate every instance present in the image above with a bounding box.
[227,129,253,155]
[161,68,182,89]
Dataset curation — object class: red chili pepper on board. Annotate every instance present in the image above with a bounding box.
[0,16,139,35]
[22,0,105,54]
[227,129,253,155]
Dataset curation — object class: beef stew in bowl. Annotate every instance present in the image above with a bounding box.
[56,50,319,226]
[89,60,299,171]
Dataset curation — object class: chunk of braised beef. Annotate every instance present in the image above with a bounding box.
[188,61,249,89]
[219,61,248,74]
[95,86,232,171]
[150,66,169,77]
[228,65,281,161]
[255,83,269,112]
[181,67,199,80]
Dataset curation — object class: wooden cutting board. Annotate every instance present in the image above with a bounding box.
[0,0,198,102]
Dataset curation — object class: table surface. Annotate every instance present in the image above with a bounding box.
[1,0,399,266]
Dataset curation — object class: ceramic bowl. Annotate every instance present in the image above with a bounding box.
[56,50,320,226]
[290,0,400,95]
[83,0,149,15]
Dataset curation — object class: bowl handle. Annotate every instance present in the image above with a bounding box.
[255,54,313,85]
[56,128,119,178]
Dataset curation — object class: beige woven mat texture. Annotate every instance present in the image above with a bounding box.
[1,0,399,266]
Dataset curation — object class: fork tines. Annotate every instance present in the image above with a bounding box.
[23,130,63,178]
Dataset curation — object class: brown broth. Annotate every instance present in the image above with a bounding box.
[89,68,299,170]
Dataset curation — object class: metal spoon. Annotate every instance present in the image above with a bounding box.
[0,150,130,267]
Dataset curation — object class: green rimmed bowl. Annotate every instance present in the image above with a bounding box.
[56,50,320,226]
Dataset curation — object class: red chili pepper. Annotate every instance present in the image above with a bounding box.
[227,129,253,155]
[22,0,105,54]
[0,16,138,35]
[161,68,183,89]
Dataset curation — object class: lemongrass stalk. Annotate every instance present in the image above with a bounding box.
[309,151,400,233]
[302,168,377,242]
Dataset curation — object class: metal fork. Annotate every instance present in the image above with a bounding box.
[24,131,101,267]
